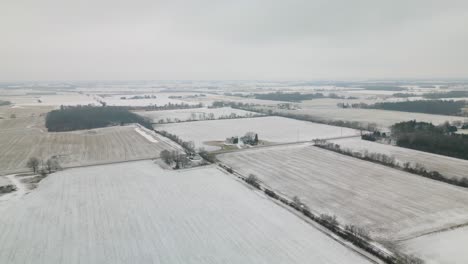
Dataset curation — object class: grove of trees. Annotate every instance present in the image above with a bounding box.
[361,100,466,116]
[46,105,153,132]
[391,120,468,160]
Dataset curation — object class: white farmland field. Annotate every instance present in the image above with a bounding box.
[330,137,468,180]
[156,116,361,151]
[0,161,372,264]
[217,144,468,241]
[136,107,261,123]
[0,125,180,175]
[400,226,468,264]
[274,98,466,129]
[100,93,201,107]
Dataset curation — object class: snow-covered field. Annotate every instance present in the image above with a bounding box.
[157,116,361,151]
[272,98,466,129]
[136,107,261,123]
[400,226,468,264]
[0,125,180,175]
[217,144,468,241]
[100,93,201,107]
[330,137,468,180]
[0,161,372,264]
[0,176,11,188]
[0,93,98,106]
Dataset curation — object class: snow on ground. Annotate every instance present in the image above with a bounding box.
[0,161,372,264]
[136,107,260,123]
[157,116,361,151]
[274,98,466,129]
[0,176,11,187]
[217,144,468,241]
[330,137,468,180]
[400,226,468,264]
[100,93,200,107]
[0,175,28,211]
[134,126,158,143]
[0,125,179,175]
[2,93,99,106]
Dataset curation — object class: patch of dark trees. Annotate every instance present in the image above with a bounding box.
[391,120,468,160]
[392,93,416,98]
[45,105,153,132]
[224,166,422,264]
[340,100,467,116]
[0,100,11,106]
[315,139,468,188]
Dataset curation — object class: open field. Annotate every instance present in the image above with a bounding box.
[0,93,98,106]
[0,161,372,264]
[0,125,180,175]
[400,226,468,264]
[136,107,261,123]
[330,137,468,180]
[217,144,468,241]
[0,105,54,119]
[99,93,201,106]
[156,116,361,151]
[267,98,466,129]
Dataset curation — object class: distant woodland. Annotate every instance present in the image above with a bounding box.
[391,120,468,160]
[46,106,153,132]
[0,100,11,106]
[338,100,467,116]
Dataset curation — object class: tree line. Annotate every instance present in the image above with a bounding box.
[340,100,467,116]
[223,165,422,264]
[46,105,153,132]
[314,139,468,188]
[391,120,468,160]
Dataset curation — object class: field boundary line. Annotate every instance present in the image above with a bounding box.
[216,162,393,264]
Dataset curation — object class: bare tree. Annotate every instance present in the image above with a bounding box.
[26,157,40,173]
[45,158,61,173]
[160,150,172,164]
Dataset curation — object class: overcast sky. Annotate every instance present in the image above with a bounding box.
[1,0,468,81]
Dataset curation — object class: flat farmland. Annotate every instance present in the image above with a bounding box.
[217,144,468,241]
[136,107,261,123]
[0,125,180,175]
[272,98,466,129]
[330,137,468,180]
[156,116,361,151]
[0,161,372,264]
[400,226,468,264]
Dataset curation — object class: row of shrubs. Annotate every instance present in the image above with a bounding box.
[220,164,424,264]
[314,140,468,188]
[155,130,218,166]
[218,101,379,132]
[225,168,421,263]
[155,130,195,153]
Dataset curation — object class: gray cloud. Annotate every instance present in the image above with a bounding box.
[1,0,468,80]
